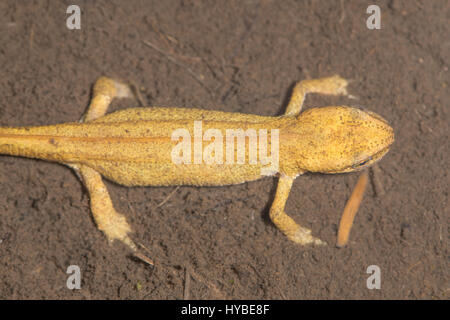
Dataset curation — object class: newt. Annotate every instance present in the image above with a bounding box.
[0,75,394,254]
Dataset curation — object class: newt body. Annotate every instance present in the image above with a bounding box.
[0,76,394,252]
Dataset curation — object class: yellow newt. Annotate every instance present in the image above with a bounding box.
[0,75,394,254]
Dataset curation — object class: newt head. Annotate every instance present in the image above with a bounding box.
[295,106,394,174]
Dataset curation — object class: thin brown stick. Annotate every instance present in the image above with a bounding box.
[189,269,226,299]
[133,242,155,266]
[337,170,369,247]
[142,40,212,96]
[29,24,35,49]
[370,164,385,197]
[183,265,191,300]
[339,0,346,24]
[129,81,146,107]
[156,186,180,208]
[133,251,155,266]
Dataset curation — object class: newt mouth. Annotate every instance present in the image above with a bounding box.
[325,143,392,174]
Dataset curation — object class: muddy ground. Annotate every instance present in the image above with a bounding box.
[0,0,448,299]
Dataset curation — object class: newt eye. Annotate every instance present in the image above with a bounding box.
[351,156,372,169]
[358,159,369,166]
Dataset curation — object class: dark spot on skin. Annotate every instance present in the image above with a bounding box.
[49,138,58,147]
[350,108,361,120]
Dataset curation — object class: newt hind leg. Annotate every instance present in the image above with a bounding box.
[74,77,138,252]
[284,75,350,116]
[78,165,137,251]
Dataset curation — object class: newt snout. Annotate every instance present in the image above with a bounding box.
[295,106,394,174]
[347,107,394,171]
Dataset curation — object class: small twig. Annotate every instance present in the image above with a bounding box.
[339,0,346,24]
[133,242,155,266]
[133,251,155,266]
[189,268,226,299]
[277,284,288,300]
[406,260,422,273]
[125,199,155,265]
[126,199,136,215]
[156,186,180,208]
[142,40,213,96]
[129,80,146,107]
[337,170,369,247]
[29,24,35,49]
[188,43,222,82]
[370,164,385,197]
[183,265,191,300]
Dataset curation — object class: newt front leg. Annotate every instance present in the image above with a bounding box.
[268,75,350,245]
[284,75,350,116]
[270,175,325,245]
